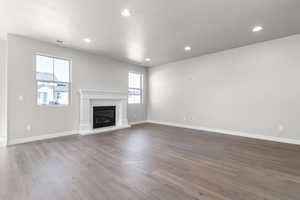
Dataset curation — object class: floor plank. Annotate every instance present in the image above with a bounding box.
[0,123,300,200]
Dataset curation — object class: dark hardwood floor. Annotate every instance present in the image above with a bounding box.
[1,123,300,200]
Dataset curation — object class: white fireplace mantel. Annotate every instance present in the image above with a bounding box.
[79,89,130,135]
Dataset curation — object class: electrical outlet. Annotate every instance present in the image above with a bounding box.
[26,125,31,132]
[278,124,284,132]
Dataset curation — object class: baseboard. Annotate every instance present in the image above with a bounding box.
[147,120,300,146]
[8,124,132,145]
[8,130,78,145]
[130,120,148,125]
[8,120,300,146]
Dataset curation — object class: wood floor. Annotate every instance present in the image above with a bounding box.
[1,123,300,200]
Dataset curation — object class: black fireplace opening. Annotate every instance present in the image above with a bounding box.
[93,106,116,129]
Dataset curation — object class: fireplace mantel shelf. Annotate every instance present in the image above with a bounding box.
[79,89,130,135]
[79,89,128,100]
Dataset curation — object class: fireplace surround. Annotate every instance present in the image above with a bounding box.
[79,89,130,135]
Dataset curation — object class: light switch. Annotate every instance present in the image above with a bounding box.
[18,96,24,101]
[26,125,31,131]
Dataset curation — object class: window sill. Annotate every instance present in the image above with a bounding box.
[37,104,70,107]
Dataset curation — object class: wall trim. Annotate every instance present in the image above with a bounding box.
[7,120,300,146]
[147,120,300,146]
[130,121,148,125]
[8,130,78,145]
[8,124,132,145]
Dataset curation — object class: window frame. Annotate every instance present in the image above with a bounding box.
[35,53,72,106]
[128,71,143,104]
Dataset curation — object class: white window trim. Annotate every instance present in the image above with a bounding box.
[128,71,143,104]
[35,54,72,106]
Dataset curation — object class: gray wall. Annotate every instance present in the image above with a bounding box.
[148,34,300,141]
[7,35,147,141]
[0,39,7,142]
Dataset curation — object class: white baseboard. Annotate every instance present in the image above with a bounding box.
[8,130,78,145]
[7,120,300,146]
[147,120,300,146]
[8,124,132,145]
[130,120,148,125]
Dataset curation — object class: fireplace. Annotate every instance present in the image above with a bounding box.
[79,89,129,135]
[93,106,116,129]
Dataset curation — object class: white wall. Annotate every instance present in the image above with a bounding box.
[0,39,7,144]
[148,34,300,141]
[7,34,147,142]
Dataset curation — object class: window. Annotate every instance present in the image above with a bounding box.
[36,55,70,105]
[128,72,143,104]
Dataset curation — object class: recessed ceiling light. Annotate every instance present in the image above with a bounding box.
[83,38,91,43]
[184,46,191,51]
[145,58,151,62]
[121,9,131,17]
[252,26,263,32]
